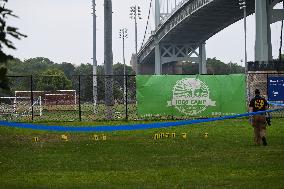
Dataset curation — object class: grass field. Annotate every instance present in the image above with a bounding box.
[0,118,284,188]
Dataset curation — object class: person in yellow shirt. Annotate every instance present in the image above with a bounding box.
[249,89,269,146]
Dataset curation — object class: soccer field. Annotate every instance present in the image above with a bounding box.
[0,119,284,189]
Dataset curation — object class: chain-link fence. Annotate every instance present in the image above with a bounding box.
[1,73,283,122]
[247,72,284,118]
[0,75,137,122]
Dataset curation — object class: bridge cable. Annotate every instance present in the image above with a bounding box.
[141,0,153,48]
[279,1,284,61]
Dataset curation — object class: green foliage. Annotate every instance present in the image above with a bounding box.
[57,62,75,80]
[0,0,26,94]
[0,66,8,96]
[0,0,26,60]
[36,68,72,91]
[73,62,134,101]
[207,58,245,74]
[0,65,7,89]
[180,58,244,75]
[7,57,56,75]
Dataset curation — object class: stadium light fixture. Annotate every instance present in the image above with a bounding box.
[239,0,247,74]
[130,5,142,55]
[119,28,128,105]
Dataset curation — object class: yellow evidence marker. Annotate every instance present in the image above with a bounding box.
[102,135,107,141]
[61,134,68,141]
[154,134,159,140]
[204,133,209,138]
[33,137,39,142]
[182,133,187,139]
[165,133,170,138]
[172,133,176,138]
[94,134,99,141]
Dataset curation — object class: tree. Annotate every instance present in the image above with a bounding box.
[36,68,72,91]
[57,62,75,80]
[181,61,199,74]
[207,58,244,74]
[7,57,56,75]
[178,58,245,75]
[0,0,26,96]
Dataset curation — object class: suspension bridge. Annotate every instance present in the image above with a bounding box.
[132,0,284,75]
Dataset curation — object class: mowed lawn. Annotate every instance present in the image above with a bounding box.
[0,119,284,189]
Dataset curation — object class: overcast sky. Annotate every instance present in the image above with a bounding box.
[4,0,284,67]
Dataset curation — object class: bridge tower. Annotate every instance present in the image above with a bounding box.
[248,0,284,100]
[153,0,207,75]
[255,0,284,62]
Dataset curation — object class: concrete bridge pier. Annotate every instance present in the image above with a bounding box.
[255,0,284,62]
[248,0,284,100]
[154,38,162,75]
[199,42,207,74]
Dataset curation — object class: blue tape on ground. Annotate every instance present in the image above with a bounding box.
[0,108,283,132]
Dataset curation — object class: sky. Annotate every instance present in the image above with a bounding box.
[4,0,284,68]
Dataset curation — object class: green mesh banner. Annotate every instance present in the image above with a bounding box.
[136,74,246,117]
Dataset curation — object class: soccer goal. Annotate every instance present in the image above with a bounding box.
[0,96,42,119]
[15,90,77,111]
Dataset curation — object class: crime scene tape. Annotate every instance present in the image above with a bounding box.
[0,108,283,132]
[269,102,284,107]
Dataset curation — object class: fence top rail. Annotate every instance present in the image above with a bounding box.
[7,75,31,78]
[7,74,137,77]
[7,73,284,78]
[74,74,137,77]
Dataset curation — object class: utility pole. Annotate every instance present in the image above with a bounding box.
[130,5,142,60]
[119,28,128,106]
[154,0,161,74]
[239,0,247,73]
[279,2,284,62]
[155,0,160,28]
[167,0,169,14]
[92,0,97,114]
[104,0,114,119]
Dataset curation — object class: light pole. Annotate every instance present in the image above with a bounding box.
[239,0,250,104]
[239,0,247,73]
[104,0,114,119]
[119,28,128,105]
[130,5,142,56]
[92,0,97,114]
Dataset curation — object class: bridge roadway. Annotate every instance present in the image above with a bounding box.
[137,0,255,70]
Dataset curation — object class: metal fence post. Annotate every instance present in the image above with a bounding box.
[78,75,82,121]
[266,73,269,98]
[30,75,34,121]
[125,75,128,121]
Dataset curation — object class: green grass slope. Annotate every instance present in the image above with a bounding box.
[0,119,283,189]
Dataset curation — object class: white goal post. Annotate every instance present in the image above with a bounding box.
[14,90,77,112]
[0,96,42,117]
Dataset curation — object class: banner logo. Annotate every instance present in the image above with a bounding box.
[167,78,216,115]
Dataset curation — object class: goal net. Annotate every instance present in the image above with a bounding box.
[0,96,42,118]
[15,90,77,111]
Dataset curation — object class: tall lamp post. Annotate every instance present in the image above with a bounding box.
[130,5,142,58]
[92,0,97,114]
[104,0,114,119]
[239,0,247,73]
[119,28,128,105]
[239,0,250,103]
